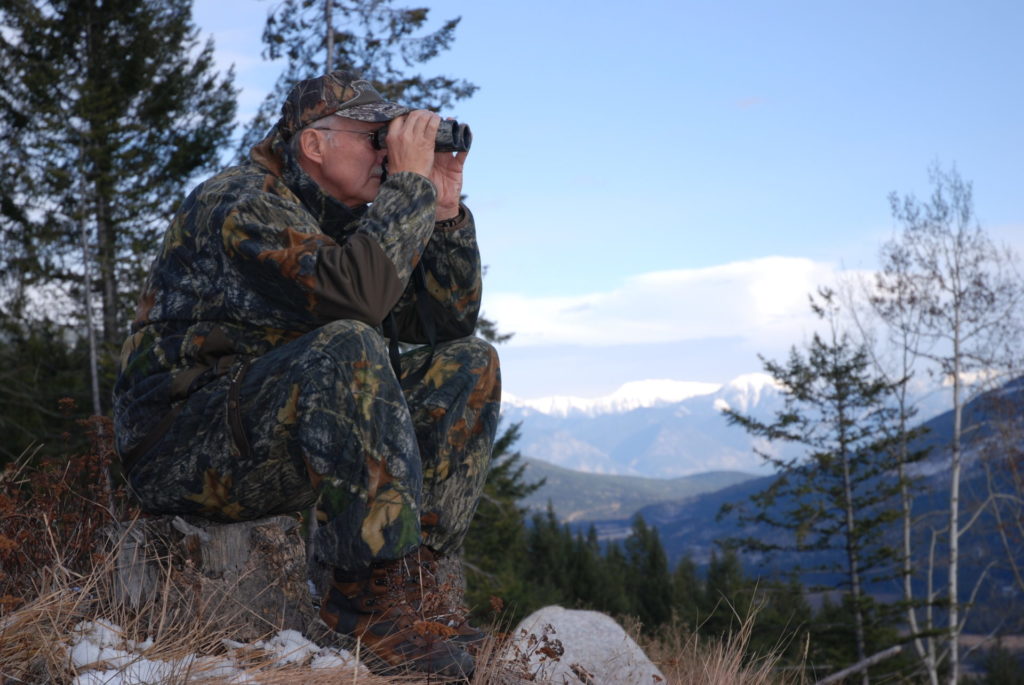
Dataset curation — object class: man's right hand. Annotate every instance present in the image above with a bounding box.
[384,111,441,180]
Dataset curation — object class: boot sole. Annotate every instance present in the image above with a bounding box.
[318,618,475,682]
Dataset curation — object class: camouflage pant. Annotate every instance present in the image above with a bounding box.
[127,320,501,572]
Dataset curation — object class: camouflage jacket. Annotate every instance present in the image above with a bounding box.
[112,129,482,459]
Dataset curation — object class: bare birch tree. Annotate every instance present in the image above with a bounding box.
[845,231,940,684]
[875,164,1023,683]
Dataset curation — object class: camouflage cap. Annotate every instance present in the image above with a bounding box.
[277,71,410,140]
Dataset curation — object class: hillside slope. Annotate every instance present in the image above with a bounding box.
[519,458,757,522]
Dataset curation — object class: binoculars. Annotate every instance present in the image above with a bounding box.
[371,119,472,153]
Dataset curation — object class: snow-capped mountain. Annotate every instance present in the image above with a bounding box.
[501,371,964,478]
[501,374,788,478]
[502,379,723,417]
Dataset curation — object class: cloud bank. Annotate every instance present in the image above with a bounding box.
[486,256,842,348]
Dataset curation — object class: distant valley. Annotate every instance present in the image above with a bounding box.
[504,376,1024,633]
[518,458,757,522]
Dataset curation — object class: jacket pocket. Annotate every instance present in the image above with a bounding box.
[226,360,253,458]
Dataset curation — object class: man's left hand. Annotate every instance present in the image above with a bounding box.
[432,138,467,222]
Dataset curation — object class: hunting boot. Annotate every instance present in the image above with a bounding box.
[404,545,489,652]
[412,513,489,652]
[320,551,475,679]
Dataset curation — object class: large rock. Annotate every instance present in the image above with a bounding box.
[503,605,665,684]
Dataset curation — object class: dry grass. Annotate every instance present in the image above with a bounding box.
[1,523,804,685]
[1,552,803,685]
[1,442,801,684]
[636,611,807,685]
[0,550,437,684]
[0,520,514,684]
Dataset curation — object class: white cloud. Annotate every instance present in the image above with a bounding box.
[487,256,842,348]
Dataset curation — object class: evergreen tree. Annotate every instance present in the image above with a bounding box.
[810,593,910,681]
[0,0,236,418]
[463,421,547,625]
[751,577,813,665]
[524,505,570,594]
[701,547,753,638]
[567,525,608,611]
[672,553,702,630]
[601,541,634,617]
[722,288,906,681]
[0,319,92,464]
[624,514,673,632]
[240,0,477,155]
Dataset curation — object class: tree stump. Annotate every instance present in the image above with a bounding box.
[102,515,317,643]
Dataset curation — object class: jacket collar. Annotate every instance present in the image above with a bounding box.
[250,127,366,238]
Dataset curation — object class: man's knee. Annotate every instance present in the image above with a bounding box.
[465,337,500,396]
[311,319,388,358]
[437,336,500,379]
[293,319,398,390]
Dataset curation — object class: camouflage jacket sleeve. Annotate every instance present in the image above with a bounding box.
[351,171,437,287]
[224,170,437,329]
[388,203,482,343]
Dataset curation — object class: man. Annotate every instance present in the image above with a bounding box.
[113,71,500,678]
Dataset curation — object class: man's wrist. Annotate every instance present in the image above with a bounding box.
[435,204,460,220]
[434,206,465,230]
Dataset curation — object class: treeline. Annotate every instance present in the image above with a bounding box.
[463,451,915,680]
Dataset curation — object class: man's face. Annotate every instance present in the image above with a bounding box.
[311,117,388,207]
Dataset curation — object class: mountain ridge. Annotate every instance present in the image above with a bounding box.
[502,372,956,478]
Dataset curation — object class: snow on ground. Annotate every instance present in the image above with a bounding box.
[66,620,367,684]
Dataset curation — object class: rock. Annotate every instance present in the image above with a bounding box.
[502,605,665,684]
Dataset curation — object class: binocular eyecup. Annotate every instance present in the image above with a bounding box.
[371,119,472,153]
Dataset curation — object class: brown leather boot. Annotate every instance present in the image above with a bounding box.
[320,551,475,679]
[403,545,489,653]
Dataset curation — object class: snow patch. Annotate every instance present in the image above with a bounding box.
[715,372,781,413]
[66,620,367,684]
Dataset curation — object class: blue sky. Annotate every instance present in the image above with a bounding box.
[193,0,1024,399]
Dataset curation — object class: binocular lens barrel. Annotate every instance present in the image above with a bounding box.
[371,119,472,153]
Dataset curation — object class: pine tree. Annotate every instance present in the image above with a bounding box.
[239,0,477,156]
[601,541,634,617]
[524,505,569,591]
[566,525,605,611]
[672,553,702,630]
[0,320,92,464]
[463,422,547,625]
[0,0,236,459]
[722,288,906,682]
[0,0,237,413]
[701,547,753,638]
[624,514,674,632]
[751,576,813,665]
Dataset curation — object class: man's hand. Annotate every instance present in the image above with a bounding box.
[385,110,440,180]
[431,143,468,222]
[384,111,467,223]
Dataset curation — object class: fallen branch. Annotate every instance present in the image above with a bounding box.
[814,645,903,685]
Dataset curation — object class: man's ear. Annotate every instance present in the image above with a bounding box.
[298,128,325,164]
